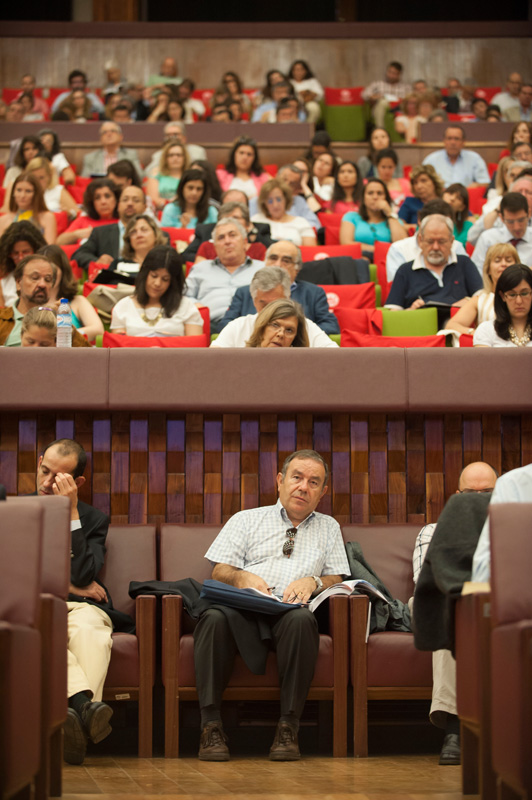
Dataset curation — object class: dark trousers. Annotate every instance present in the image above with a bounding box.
[193,607,320,719]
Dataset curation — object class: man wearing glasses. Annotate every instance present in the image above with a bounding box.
[472,192,532,271]
[194,449,349,762]
[217,240,339,335]
[412,462,498,766]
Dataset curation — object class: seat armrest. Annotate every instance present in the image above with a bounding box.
[136,595,157,685]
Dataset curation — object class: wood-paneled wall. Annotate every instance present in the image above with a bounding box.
[1,37,531,89]
[2,410,530,527]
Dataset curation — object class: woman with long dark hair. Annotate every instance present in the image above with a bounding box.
[110,245,204,336]
[474,264,532,347]
[161,169,218,228]
[57,178,119,245]
[2,135,44,189]
[216,136,270,199]
[340,178,407,256]
[328,161,363,215]
[442,183,473,245]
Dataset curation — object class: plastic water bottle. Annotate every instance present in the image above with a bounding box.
[57,298,72,348]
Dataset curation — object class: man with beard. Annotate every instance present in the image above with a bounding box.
[384,214,482,316]
[0,254,88,346]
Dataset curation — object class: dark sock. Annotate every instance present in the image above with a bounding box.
[279,714,299,731]
[445,714,460,736]
[69,691,92,716]
[200,705,222,728]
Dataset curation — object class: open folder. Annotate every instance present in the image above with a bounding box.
[200,579,302,614]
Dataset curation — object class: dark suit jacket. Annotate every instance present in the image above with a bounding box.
[218,279,340,334]
[298,256,371,285]
[73,224,169,272]
[73,224,120,270]
[71,499,134,633]
[182,221,273,262]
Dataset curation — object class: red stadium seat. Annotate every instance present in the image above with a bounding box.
[318,212,344,228]
[53,211,69,236]
[161,227,195,246]
[373,241,392,304]
[101,332,209,348]
[60,244,78,260]
[324,87,364,105]
[468,185,488,216]
[341,330,446,347]
[300,244,362,261]
[333,307,383,334]
[318,282,376,309]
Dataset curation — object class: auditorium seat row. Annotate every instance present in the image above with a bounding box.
[2,347,530,415]
[455,503,532,800]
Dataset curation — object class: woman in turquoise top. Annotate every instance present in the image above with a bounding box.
[161,169,218,229]
[340,178,407,257]
[443,183,474,246]
[146,141,189,212]
[39,244,104,341]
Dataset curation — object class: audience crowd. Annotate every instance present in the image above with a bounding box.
[1,59,531,349]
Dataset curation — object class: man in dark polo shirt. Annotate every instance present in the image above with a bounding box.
[384,214,483,317]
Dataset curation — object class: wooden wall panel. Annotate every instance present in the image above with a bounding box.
[0,36,530,89]
[1,411,530,525]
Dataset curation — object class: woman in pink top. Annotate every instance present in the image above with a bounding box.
[216,136,270,199]
[375,149,412,211]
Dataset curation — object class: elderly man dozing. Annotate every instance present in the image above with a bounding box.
[218,240,339,335]
[185,217,264,333]
[211,266,338,348]
[384,214,483,318]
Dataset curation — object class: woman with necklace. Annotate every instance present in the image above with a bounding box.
[110,246,204,337]
[339,178,406,258]
[474,264,532,348]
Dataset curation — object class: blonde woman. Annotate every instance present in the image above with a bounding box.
[146,141,189,211]
[445,243,519,337]
[20,306,56,347]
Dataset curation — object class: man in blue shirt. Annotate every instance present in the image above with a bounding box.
[385,215,483,314]
[422,126,490,189]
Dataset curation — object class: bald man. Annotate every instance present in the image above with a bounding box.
[412,462,498,765]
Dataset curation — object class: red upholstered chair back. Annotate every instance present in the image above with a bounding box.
[489,503,532,626]
[159,524,221,583]
[341,524,420,602]
[0,502,43,626]
[98,525,157,619]
[318,282,376,310]
[7,496,71,599]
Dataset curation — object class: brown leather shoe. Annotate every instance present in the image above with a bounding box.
[198,722,230,761]
[269,721,301,761]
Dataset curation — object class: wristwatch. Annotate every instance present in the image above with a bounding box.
[313,575,324,592]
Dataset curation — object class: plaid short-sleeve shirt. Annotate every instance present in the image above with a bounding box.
[205,500,350,597]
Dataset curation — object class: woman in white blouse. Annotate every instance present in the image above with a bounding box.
[111,246,204,338]
[474,264,532,348]
[445,243,519,337]
[251,179,317,246]
[288,60,324,123]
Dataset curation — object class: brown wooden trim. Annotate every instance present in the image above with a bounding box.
[1,20,530,38]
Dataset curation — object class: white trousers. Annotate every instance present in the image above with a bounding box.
[67,601,113,701]
[429,649,457,729]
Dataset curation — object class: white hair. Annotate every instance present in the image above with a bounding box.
[419,214,454,237]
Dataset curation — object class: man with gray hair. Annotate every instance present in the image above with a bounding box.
[80,121,142,178]
[144,121,206,177]
[385,214,482,314]
[185,218,264,332]
[182,199,274,262]
[219,240,339,334]
[211,265,338,348]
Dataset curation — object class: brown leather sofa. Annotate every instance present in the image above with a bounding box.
[99,525,157,757]
[0,501,43,800]
[489,503,532,799]
[344,523,433,757]
[7,496,71,800]
[455,590,495,799]
[159,523,349,758]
